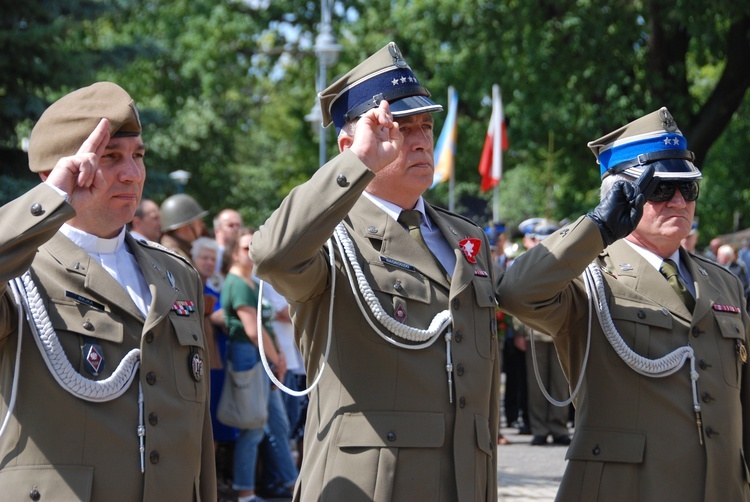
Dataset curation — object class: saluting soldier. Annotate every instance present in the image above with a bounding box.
[251,42,500,501]
[497,108,750,501]
[0,82,216,501]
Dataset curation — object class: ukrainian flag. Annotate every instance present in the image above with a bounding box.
[431,86,458,188]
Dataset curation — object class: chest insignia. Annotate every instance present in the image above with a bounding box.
[189,350,204,382]
[380,256,416,272]
[171,300,196,316]
[474,269,489,277]
[459,237,481,264]
[712,304,741,313]
[82,342,105,376]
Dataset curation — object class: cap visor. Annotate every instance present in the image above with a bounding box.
[389,95,443,117]
[619,159,702,181]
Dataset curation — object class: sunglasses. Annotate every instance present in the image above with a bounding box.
[647,180,700,203]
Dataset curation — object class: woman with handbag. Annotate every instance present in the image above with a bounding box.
[220,228,295,502]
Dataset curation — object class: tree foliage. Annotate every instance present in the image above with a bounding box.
[1,0,748,247]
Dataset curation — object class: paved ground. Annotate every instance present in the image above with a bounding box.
[496,427,569,501]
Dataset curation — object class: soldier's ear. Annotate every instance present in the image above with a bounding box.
[338,135,353,153]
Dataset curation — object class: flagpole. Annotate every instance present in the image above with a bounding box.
[491,84,501,221]
[448,86,455,212]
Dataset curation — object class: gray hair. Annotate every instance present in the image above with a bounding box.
[191,236,219,261]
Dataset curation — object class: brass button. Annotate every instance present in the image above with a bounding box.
[30,203,43,216]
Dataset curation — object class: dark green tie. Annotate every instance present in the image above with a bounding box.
[660,259,695,312]
[398,210,429,252]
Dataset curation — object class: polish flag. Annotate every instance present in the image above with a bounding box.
[478,85,509,192]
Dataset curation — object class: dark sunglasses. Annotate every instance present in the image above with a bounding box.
[647,180,700,203]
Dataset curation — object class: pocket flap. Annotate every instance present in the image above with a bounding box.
[337,411,444,448]
[49,302,123,343]
[609,300,672,329]
[473,279,497,308]
[170,315,206,349]
[0,465,93,502]
[475,414,493,456]
[566,428,645,463]
[716,314,745,340]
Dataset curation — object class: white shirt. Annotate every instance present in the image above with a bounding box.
[363,192,457,276]
[60,225,153,318]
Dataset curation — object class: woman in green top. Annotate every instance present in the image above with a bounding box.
[221,229,292,502]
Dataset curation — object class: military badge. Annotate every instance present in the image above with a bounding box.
[459,238,481,264]
[712,304,741,313]
[474,270,489,277]
[189,350,204,382]
[737,340,747,364]
[171,300,195,316]
[395,304,407,323]
[82,342,105,376]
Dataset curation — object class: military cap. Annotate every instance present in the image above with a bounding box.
[160,194,208,232]
[519,217,559,240]
[588,107,701,180]
[319,41,442,133]
[28,82,141,173]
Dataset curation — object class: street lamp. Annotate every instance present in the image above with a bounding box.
[169,170,192,193]
[307,0,341,167]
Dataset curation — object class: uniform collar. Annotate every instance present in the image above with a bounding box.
[362,192,433,231]
[60,224,127,255]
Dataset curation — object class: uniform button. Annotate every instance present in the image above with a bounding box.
[192,334,198,341]
[82,321,94,331]
[394,281,403,291]
[150,450,160,464]
[30,203,43,216]
[145,331,154,343]
[454,331,462,342]
[452,298,460,310]
[29,489,41,501]
[637,310,646,319]
[336,174,349,187]
[705,427,715,438]
[701,392,714,403]
[148,412,158,426]
[456,364,465,376]
[459,396,466,408]
[146,372,156,385]
[386,432,396,442]
[698,359,711,370]
[592,445,601,456]
[692,326,702,338]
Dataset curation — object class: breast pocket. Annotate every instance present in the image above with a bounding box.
[715,313,746,388]
[607,298,673,367]
[169,315,207,402]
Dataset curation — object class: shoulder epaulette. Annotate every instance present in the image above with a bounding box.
[134,238,194,267]
[431,204,481,229]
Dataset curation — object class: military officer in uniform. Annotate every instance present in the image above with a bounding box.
[251,43,500,501]
[0,82,216,501]
[497,108,750,501]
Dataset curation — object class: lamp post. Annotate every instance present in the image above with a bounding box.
[308,0,341,167]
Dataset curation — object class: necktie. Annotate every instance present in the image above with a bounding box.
[398,210,429,252]
[660,258,695,312]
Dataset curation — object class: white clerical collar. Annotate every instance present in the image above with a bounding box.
[60,224,127,255]
[624,239,682,272]
[362,192,433,231]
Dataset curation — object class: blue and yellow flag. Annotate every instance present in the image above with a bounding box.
[431,87,458,188]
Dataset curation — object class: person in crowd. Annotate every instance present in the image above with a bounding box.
[680,220,699,252]
[213,208,244,275]
[251,42,500,501]
[128,197,162,242]
[0,81,215,500]
[716,244,750,305]
[221,229,297,502]
[497,107,750,501]
[159,192,208,262]
[514,218,571,446]
[705,236,723,261]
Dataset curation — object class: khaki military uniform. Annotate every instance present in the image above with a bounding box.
[251,150,500,502]
[498,216,750,502]
[0,184,216,501]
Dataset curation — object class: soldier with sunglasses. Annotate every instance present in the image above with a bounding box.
[496,107,750,501]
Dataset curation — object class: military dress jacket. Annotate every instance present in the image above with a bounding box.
[251,150,500,502]
[497,216,750,502]
[0,184,216,501]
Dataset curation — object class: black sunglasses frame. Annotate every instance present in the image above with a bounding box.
[647,180,700,203]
